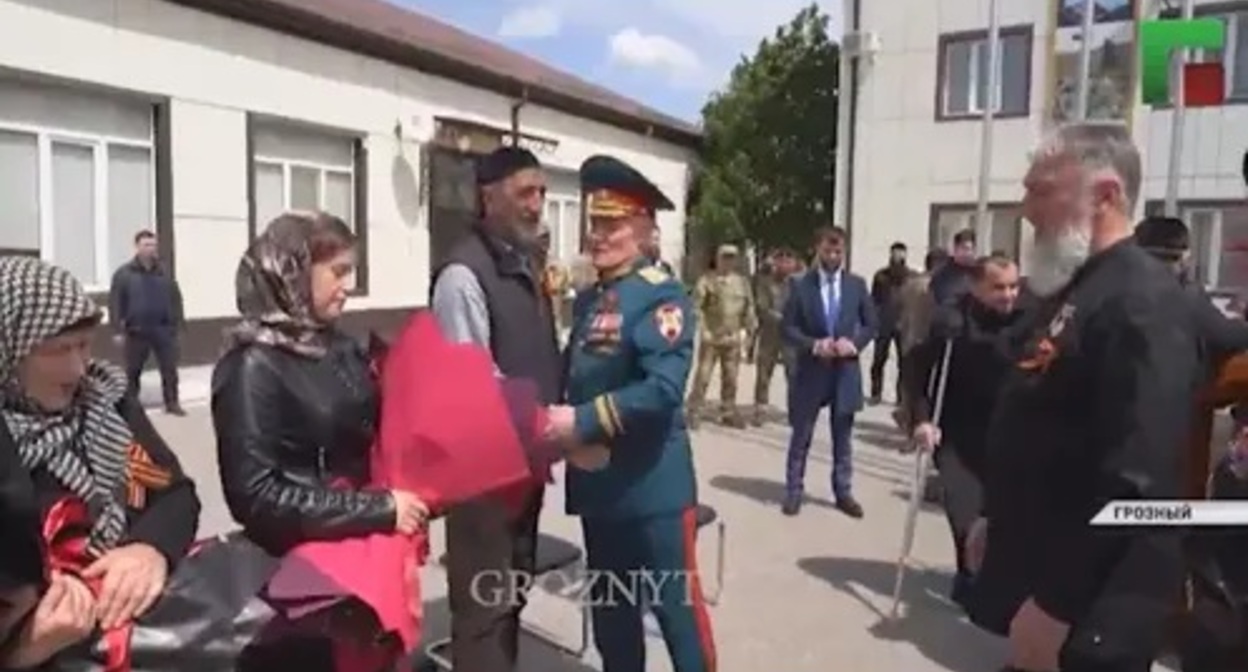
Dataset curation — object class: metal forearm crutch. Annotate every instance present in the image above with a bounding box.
[889,339,952,620]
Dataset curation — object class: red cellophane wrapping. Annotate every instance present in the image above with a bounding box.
[267,311,555,653]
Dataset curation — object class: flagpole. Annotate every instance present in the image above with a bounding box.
[975,0,1001,247]
[1166,0,1195,216]
[1074,0,1096,119]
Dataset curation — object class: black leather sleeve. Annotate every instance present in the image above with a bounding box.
[211,349,395,554]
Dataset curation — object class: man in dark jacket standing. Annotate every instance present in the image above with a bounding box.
[430,146,563,672]
[905,253,1026,609]
[109,229,185,415]
[1133,215,1248,372]
[929,229,977,307]
[970,123,1200,672]
[869,241,916,404]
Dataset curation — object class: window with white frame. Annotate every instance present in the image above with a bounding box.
[251,120,357,232]
[0,81,154,290]
[939,29,1031,118]
[543,195,582,263]
[1193,9,1248,101]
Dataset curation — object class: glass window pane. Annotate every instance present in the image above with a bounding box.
[1000,34,1029,114]
[1218,206,1248,291]
[0,130,40,255]
[290,166,320,211]
[51,142,97,284]
[945,41,973,114]
[974,40,991,111]
[1187,209,1218,287]
[990,209,1020,257]
[1233,14,1248,96]
[324,171,353,227]
[254,162,285,231]
[934,210,971,250]
[431,150,477,211]
[106,145,152,273]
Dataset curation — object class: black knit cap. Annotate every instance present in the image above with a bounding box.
[476,146,540,186]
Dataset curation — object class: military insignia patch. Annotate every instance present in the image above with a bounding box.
[126,443,172,509]
[585,290,623,351]
[655,303,684,344]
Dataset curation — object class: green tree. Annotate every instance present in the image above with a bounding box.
[693,4,838,252]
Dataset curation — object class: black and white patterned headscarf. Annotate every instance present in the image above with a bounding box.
[0,257,132,555]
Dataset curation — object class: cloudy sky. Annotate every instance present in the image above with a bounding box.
[390,0,842,122]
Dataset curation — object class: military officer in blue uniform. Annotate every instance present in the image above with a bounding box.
[544,155,716,672]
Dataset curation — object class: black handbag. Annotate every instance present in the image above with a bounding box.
[57,532,402,672]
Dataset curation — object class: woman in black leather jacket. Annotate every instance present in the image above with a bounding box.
[211,212,427,557]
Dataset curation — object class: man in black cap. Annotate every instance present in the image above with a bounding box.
[430,145,563,672]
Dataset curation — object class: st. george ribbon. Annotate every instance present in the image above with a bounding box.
[267,310,558,654]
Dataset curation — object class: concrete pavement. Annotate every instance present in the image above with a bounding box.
[147,361,1173,672]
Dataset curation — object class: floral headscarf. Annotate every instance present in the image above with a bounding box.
[225,212,332,358]
[0,257,132,554]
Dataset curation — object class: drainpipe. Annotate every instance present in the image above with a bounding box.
[839,0,862,270]
[509,87,528,145]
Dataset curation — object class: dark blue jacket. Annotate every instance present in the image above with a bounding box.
[109,259,184,333]
[564,262,697,519]
[782,268,877,415]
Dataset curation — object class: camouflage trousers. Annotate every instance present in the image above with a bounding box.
[689,340,742,418]
[753,338,793,407]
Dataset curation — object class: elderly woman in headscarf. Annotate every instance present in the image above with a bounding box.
[0,256,200,669]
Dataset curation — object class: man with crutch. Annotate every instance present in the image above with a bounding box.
[899,253,1027,609]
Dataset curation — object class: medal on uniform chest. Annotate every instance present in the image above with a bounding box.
[587,289,623,348]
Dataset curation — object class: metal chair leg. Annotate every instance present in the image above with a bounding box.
[424,638,451,670]
[704,520,726,605]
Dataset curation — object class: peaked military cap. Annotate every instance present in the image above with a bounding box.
[580,154,675,218]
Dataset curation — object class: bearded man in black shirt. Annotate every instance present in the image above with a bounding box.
[968,122,1201,672]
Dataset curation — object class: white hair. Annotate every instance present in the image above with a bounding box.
[1034,121,1141,213]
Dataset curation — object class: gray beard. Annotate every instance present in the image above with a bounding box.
[1027,226,1092,297]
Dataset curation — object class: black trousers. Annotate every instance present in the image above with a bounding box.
[445,487,543,672]
[934,446,983,585]
[869,329,902,400]
[123,328,179,406]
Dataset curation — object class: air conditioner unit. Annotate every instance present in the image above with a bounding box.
[842,30,881,59]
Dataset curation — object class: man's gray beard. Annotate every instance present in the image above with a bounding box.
[1027,225,1092,297]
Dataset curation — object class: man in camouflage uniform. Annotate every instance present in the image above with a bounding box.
[688,244,756,428]
[751,247,798,425]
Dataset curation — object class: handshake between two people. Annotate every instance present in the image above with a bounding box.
[812,337,858,359]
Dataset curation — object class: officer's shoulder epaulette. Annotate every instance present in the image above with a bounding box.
[637,266,669,285]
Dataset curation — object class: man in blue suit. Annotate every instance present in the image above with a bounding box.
[781,225,878,517]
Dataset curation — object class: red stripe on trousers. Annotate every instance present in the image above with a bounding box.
[680,507,717,672]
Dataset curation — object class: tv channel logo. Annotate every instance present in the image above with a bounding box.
[1140,18,1226,107]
